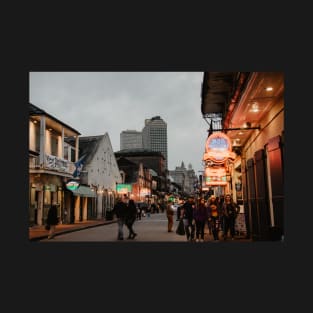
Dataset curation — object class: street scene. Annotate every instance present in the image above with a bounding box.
[29,72,284,243]
[32,211,250,243]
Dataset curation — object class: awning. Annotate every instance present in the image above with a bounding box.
[71,185,96,198]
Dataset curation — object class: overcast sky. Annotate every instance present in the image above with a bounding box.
[29,72,209,174]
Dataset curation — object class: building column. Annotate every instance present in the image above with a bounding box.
[82,198,88,221]
[37,190,44,226]
[39,116,46,166]
[74,197,80,222]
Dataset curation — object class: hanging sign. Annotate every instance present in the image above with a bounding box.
[66,180,80,191]
[116,184,132,194]
[204,167,227,186]
[203,132,236,164]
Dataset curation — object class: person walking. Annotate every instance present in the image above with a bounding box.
[125,199,138,239]
[112,196,128,240]
[180,196,195,241]
[193,198,208,242]
[166,199,175,232]
[46,204,59,239]
[207,195,220,241]
[222,194,240,240]
[217,195,224,232]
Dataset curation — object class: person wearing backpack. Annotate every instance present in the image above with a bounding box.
[222,194,240,240]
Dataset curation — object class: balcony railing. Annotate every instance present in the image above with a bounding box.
[29,154,75,175]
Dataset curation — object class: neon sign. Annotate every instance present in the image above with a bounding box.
[116,184,132,193]
[203,132,236,164]
[66,180,80,191]
[204,167,227,186]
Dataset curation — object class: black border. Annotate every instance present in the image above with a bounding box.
[6,6,304,308]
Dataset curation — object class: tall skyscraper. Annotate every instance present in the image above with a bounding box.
[142,116,168,169]
[120,130,143,150]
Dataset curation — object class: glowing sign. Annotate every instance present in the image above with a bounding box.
[140,188,150,196]
[203,132,236,164]
[116,184,132,193]
[66,181,80,191]
[204,167,227,186]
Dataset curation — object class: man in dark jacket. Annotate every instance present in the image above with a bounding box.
[112,197,128,240]
[47,204,59,239]
[125,199,138,239]
[180,197,195,241]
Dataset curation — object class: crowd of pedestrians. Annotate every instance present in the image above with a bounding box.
[41,193,241,242]
[177,194,240,242]
[110,193,240,242]
[112,195,138,240]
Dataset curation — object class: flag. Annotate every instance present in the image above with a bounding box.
[73,154,86,178]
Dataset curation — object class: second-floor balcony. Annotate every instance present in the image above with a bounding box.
[29,153,76,176]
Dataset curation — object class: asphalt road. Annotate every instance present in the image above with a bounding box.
[40,212,189,242]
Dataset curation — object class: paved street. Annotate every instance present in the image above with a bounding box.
[39,212,187,242]
[35,212,251,243]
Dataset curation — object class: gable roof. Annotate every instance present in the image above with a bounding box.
[66,135,104,164]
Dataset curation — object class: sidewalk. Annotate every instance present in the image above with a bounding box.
[29,219,117,241]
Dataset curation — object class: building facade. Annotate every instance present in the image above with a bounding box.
[116,157,152,202]
[29,103,81,226]
[115,149,169,196]
[142,116,168,169]
[120,130,143,150]
[66,134,123,221]
[201,72,284,241]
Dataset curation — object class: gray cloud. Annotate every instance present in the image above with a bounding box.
[29,72,207,174]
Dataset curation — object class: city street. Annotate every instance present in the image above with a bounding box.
[38,212,251,243]
[40,212,188,242]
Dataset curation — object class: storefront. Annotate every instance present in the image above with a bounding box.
[201,71,284,241]
[29,174,64,226]
[66,183,96,223]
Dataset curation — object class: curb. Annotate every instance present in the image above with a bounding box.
[29,220,117,242]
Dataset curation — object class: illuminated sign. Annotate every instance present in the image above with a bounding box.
[66,181,80,191]
[140,188,150,196]
[116,184,132,193]
[204,167,227,186]
[203,132,236,164]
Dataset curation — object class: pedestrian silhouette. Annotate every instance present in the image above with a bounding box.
[112,196,128,240]
[125,199,138,239]
[46,204,59,239]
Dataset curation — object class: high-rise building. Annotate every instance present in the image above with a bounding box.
[120,130,143,150]
[142,116,168,169]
